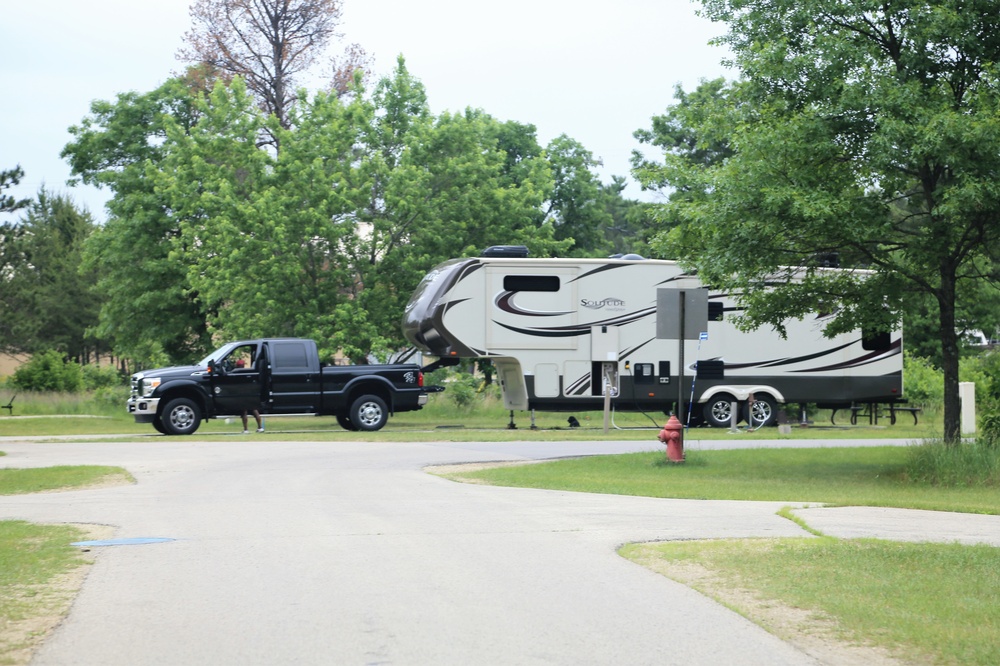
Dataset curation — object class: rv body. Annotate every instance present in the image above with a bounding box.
[402,253,903,426]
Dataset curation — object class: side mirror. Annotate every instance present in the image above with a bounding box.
[208,359,225,375]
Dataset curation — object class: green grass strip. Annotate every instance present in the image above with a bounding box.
[0,466,133,495]
[456,447,999,514]
[621,538,1000,665]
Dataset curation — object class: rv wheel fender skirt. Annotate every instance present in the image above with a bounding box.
[162,397,201,436]
[703,393,738,428]
[744,394,778,428]
[350,394,389,431]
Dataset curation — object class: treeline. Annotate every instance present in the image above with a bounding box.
[2,60,654,371]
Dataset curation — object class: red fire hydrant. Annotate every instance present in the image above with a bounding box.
[658,414,685,463]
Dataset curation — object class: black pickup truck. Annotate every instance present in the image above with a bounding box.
[127,338,441,435]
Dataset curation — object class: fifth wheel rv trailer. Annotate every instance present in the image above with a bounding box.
[402,247,903,427]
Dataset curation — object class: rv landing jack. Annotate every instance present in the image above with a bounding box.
[507,410,539,430]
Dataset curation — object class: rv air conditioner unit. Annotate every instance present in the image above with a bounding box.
[481,245,529,258]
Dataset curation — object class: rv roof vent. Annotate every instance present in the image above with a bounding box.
[609,253,646,261]
[481,245,529,258]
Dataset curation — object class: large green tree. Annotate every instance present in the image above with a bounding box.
[63,75,212,368]
[636,0,1000,442]
[0,191,101,359]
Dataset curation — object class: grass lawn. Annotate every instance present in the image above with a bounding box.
[452,447,999,513]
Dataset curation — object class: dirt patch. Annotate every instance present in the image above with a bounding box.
[0,523,114,666]
[627,544,911,665]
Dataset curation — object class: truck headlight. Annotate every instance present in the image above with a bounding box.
[141,377,161,397]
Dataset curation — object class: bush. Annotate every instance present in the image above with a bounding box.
[903,351,943,407]
[81,364,124,391]
[11,351,83,392]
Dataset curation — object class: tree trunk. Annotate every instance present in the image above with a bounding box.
[937,274,961,444]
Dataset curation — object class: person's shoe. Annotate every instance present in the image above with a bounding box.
[256,428,265,433]
[242,429,249,434]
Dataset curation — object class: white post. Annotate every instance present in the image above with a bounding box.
[959,382,976,435]
[728,401,740,434]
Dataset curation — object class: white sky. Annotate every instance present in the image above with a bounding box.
[0,0,731,223]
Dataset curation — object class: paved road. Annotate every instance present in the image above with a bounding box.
[0,437,997,665]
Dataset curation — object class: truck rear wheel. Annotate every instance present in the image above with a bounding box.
[162,397,201,435]
[349,395,388,431]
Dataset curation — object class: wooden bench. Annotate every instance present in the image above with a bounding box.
[1,394,14,415]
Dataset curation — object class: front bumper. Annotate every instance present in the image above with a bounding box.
[127,396,160,423]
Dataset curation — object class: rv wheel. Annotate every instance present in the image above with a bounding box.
[703,394,738,428]
[745,394,778,428]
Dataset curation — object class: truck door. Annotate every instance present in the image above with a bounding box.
[211,343,263,415]
[264,340,321,413]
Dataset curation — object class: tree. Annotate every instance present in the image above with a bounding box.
[63,76,213,367]
[0,165,30,215]
[178,0,369,134]
[636,0,1000,443]
[544,135,613,256]
[0,191,101,360]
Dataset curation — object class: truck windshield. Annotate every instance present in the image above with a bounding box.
[197,342,241,368]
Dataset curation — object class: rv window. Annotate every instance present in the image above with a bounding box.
[503,275,560,292]
[862,330,891,351]
[708,301,724,321]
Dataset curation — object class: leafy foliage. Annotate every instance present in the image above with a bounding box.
[11,351,83,392]
[0,165,30,215]
[635,0,1000,442]
[0,191,101,359]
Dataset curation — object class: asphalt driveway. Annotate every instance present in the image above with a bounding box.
[0,437,996,665]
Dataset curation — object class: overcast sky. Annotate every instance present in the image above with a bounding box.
[1,0,731,222]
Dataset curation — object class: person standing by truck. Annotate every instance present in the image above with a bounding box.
[234,358,264,434]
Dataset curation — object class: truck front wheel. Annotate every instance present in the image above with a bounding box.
[349,395,388,431]
[162,397,201,435]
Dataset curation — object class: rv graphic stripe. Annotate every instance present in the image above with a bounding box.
[492,308,655,337]
[495,291,573,317]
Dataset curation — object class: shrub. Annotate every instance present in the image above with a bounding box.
[82,364,124,391]
[11,351,83,392]
[903,351,943,407]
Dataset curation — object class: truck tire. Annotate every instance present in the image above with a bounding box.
[349,395,388,431]
[744,394,778,428]
[336,413,359,431]
[703,393,738,428]
[152,417,167,434]
[162,397,201,435]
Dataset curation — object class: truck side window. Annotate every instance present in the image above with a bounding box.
[272,341,310,369]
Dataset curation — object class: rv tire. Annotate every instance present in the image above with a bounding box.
[703,394,738,428]
[745,394,778,428]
